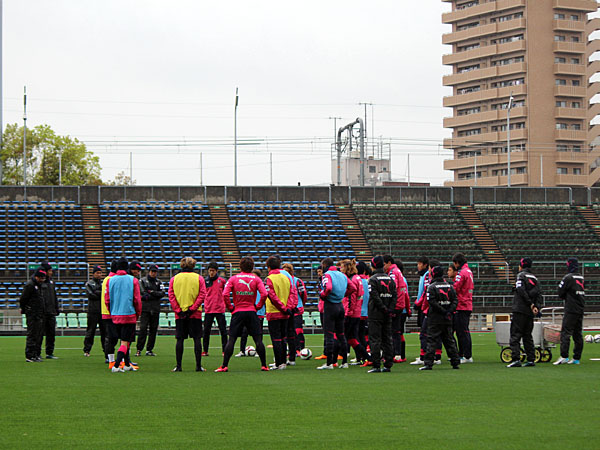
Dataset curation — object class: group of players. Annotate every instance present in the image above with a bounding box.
[19,251,586,371]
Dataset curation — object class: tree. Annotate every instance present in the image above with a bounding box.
[106,171,136,186]
[1,123,103,185]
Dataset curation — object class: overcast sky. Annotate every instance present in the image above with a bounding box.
[2,0,454,186]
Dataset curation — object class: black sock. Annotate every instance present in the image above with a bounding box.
[175,339,184,367]
[222,338,236,368]
[255,338,267,367]
[193,337,202,368]
[115,351,124,367]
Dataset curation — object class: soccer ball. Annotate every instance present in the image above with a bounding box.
[595,334,600,344]
[299,348,312,360]
[585,334,594,343]
[245,346,256,357]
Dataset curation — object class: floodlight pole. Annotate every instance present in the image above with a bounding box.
[329,116,342,185]
[23,86,27,186]
[234,87,239,186]
[507,92,513,187]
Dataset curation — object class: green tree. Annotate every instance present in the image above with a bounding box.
[1,123,102,185]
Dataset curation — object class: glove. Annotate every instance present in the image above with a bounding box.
[178,309,191,319]
[285,308,294,316]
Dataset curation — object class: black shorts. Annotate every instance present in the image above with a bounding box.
[104,319,118,340]
[114,323,136,342]
[229,311,261,338]
[175,318,203,339]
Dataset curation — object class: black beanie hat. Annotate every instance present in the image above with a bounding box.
[92,265,102,274]
[129,260,142,271]
[432,266,444,279]
[371,256,384,269]
[567,257,579,273]
[110,260,118,273]
[148,264,159,272]
[40,261,52,271]
[34,269,47,279]
[520,257,532,269]
[356,261,367,275]
[117,257,129,271]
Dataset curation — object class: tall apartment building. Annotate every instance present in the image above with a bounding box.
[442,0,600,187]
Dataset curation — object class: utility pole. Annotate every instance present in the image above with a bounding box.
[23,86,27,186]
[129,152,133,186]
[200,152,203,186]
[234,87,239,186]
[358,102,372,145]
[270,153,273,186]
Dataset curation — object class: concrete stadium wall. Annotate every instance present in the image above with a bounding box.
[0,185,597,205]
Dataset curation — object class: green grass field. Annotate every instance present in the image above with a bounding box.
[1,332,599,449]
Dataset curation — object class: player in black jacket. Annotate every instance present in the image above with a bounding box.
[367,256,397,373]
[20,269,47,362]
[420,266,460,370]
[554,257,585,365]
[39,261,60,359]
[136,265,165,357]
[83,265,105,357]
[507,257,541,368]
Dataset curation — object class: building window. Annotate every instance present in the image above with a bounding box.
[493,34,524,44]
[573,145,581,152]
[557,168,568,175]
[555,57,566,63]
[557,144,568,152]
[458,86,481,95]
[571,36,580,42]
[458,128,482,137]
[554,13,565,20]
[458,64,480,73]
[457,1,479,10]
[554,35,566,41]
[571,15,579,21]
[572,102,581,108]
[556,101,567,107]
[556,123,568,130]
[556,79,567,86]
[457,22,479,31]
[571,124,581,130]
[571,58,580,64]
[574,168,582,175]
[368,166,376,174]
[572,80,580,86]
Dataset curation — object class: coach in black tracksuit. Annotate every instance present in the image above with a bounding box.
[367,256,397,373]
[557,257,585,362]
[137,265,165,356]
[421,266,460,370]
[507,257,541,368]
[20,269,47,362]
[83,265,105,356]
[39,262,60,359]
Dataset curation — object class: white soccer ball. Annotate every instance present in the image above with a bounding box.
[299,348,312,360]
[585,334,594,344]
[595,334,600,344]
[245,346,256,357]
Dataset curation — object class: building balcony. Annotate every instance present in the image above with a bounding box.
[442,0,526,24]
[446,173,529,187]
[586,18,600,37]
[555,151,589,163]
[553,0,598,12]
[444,107,528,129]
[443,151,528,171]
[554,85,586,97]
[443,84,527,108]
[443,129,527,149]
[443,62,527,86]
[443,40,525,65]
[553,19,585,32]
[554,63,586,75]
[555,107,587,119]
[555,129,587,141]
[442,19,526,45]
[553,41,586,54]
[555,174,589,186]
